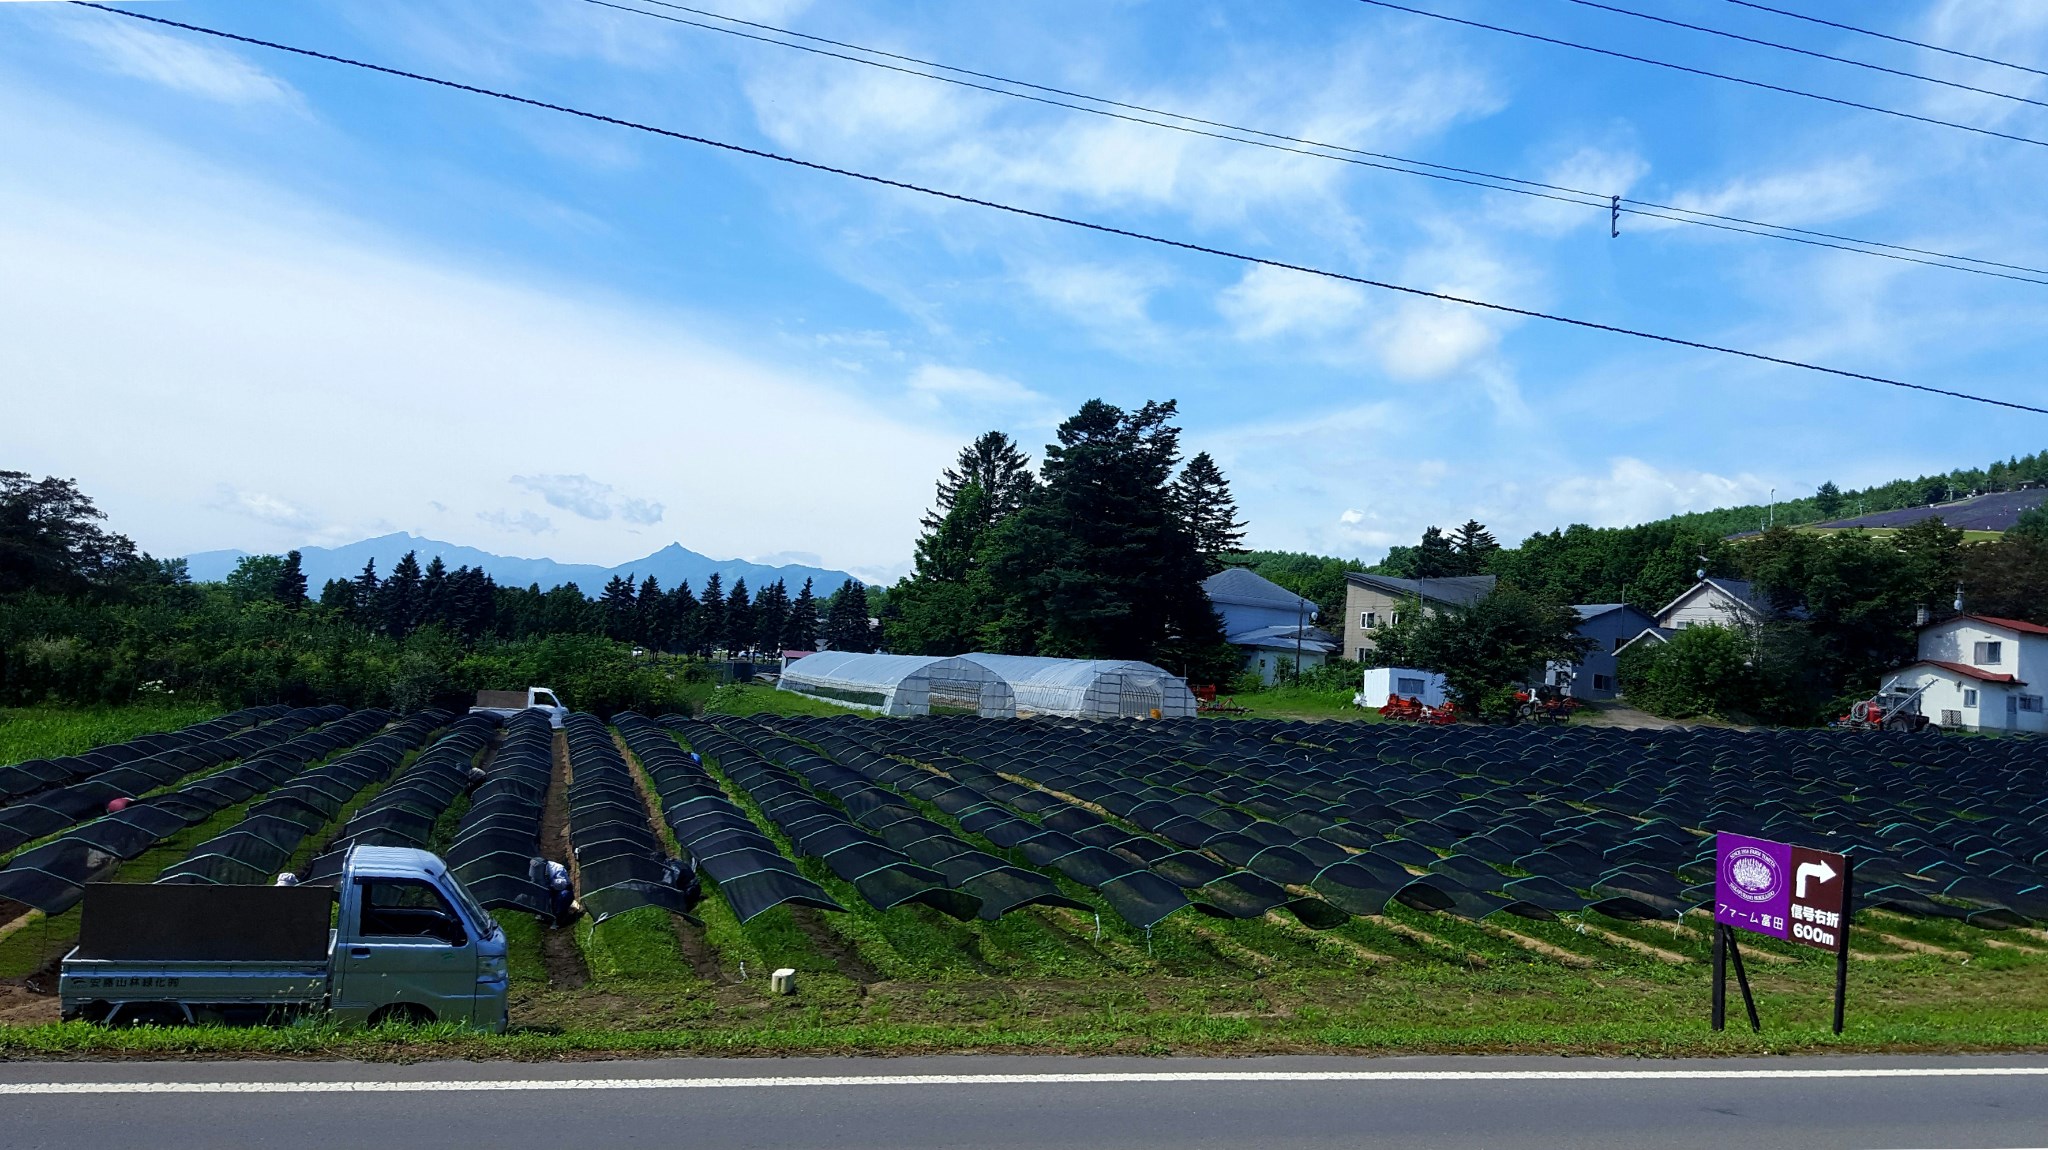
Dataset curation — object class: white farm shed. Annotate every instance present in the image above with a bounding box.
[777,652,1017,717]
[958,654,1197,719]
[1359,667,1447,708]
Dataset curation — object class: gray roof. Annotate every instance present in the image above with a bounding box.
[1204,567,1317,613]
[1344,572,1496,607]
[1225,623,1338,654]
[1573,603,1627,619]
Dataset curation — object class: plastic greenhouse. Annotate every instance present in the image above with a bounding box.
[776,652,1017,717]
[958,654,1197,719]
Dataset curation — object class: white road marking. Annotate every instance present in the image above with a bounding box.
[4,1067,2048,1094]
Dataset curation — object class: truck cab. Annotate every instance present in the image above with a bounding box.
[329,846,510,1030]
[61,845,509,1032]
[469,687,570,729]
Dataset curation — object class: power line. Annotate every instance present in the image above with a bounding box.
[1558,0,2048,109]
[1719,0,2048,82]
[586,0,2048,286]
[1351,0,2048,151]
[75,3,2048,417]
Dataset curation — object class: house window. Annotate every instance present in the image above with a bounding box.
[1942,709,1963,728]
[1677,621,1692,630]
[1612,636,1626,652]
[2022,695,2044,713]
[1356,648,1369,662]
[1390,611,1403,626]
[1361,611,1377,629]
[1963,688,1979,708]
[1593,674,1614,691]
[1396,677,1427,695]
[1975,641,2004,665]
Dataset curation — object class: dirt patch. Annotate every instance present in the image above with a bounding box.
[539,926,591,990]
[789,906,883,984]
[0,982,59,1025]
[1477,922,1594,967]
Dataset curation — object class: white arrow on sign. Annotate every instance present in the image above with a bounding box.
[1795,859,1838,898]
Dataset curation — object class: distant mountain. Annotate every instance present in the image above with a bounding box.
[183,533,859,594]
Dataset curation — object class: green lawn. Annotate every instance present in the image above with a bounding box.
[1207,685,1378,723]
[0,703,223,764]
[701,683,869,718]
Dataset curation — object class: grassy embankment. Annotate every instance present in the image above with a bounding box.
[0,704,223,764]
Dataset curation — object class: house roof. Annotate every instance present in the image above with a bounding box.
[1926,613,2048,637]
[1226,623,1338,654]
[1899,659,2024,685]
[1344,572,1496,607]
[1651,577,1771,622]
[1573,602,1652,621]
[1614,626,1675,654]
[1204,567,1317,614]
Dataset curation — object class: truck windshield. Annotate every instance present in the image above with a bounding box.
[442,872,498,936]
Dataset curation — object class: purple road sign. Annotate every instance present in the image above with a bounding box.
[1715,832,1791,940]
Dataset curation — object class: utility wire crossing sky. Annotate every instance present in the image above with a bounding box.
[76,2,2048,418]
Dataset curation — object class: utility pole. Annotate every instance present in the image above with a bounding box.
[1768,487,1775,529]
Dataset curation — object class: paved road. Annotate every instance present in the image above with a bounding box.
[5,1054,2047,1149]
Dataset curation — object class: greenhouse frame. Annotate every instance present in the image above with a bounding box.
[776,652,1017,717]
[958,654,1198,720]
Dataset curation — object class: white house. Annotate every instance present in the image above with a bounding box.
[1359,666,1447,708]
[1883,614,2048,733]
[1616,577,1780,655]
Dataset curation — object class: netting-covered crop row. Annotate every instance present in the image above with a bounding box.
[306,714,498,883]
[157,711,441,887]
[0,708,378,915]
[447,711,556,920]
[0,706,300,855]
[668,715,2048,935]
[562,713,698,925]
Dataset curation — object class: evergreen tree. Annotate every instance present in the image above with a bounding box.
[449,566,496,640]
[600,574,638,641]
[1814,481,1845,519]
[698,573,726,655]
[273,550,309,609]
[1172,452,1246,571]
[666,580,700,653]
[1450,520,1500,576]
[635,575,665,647]
[823,579,875,652]
[351,559,380,627]
[921,431,1036,533]
[784,578,819,651]
[420,555,449,628]
[1408,526,1460,578]
[379,550,424,638]
[754,580,791,655]
[725,578,755,654]
[975,399,1232,678]
[318,577,353,614]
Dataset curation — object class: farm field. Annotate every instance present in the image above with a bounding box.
[1,706,2045,1057]
[0,704,224,764]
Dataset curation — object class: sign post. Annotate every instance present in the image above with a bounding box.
[1712,832,1853,1034]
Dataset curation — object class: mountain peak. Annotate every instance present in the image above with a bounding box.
[183,535,858,592]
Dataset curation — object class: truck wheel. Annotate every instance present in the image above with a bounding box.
[368,1003,435,1028]
[109,1003,187,1029]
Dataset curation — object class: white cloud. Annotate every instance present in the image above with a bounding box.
[511,474,663,525]
[1376,300,1500,380]
[0,82,959,572]
[55,16,299,107]
[1016,261,1164,339]
[905,365,1055,419]
[478,509,555,535]
[1217,266,1368,341]
[1544,458,1772,528]
[1505,145,1648,234]
[214,487,319,531]
[1643,158,1886,232]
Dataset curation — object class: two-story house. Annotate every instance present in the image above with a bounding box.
[1886,614,2048,733]
[1616,577,1781,655]
[1547,602,1658,700]
[1342,573,1496,661]
[1202,568,1337,685]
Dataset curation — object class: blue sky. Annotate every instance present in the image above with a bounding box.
[3,0,2045,583]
